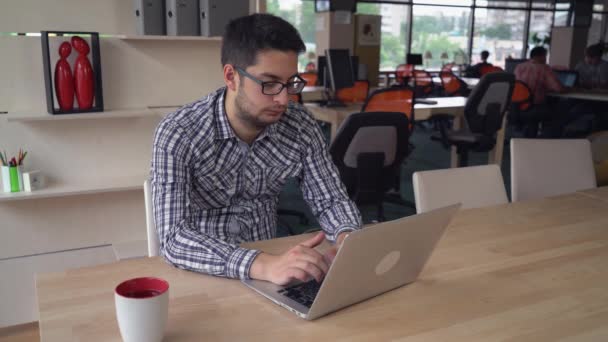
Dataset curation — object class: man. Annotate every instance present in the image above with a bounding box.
[513,46,567,137]
[575,43,608,89]
[466,50,491,78]
[150,14,362,286]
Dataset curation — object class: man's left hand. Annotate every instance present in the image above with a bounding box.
[323,231,350,265]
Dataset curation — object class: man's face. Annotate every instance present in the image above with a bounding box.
[233,50,299,130]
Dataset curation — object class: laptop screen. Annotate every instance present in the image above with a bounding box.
[554,70,578,87]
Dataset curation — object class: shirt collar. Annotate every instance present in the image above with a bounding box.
[214,87,280,143]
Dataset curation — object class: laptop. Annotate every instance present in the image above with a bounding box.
[554,70,578,88]
[242,203,461,320]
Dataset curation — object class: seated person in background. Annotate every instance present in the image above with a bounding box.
[514,46,568,137]
[575,43,608,90]
[465,50,491,78]
[150,14,362,286]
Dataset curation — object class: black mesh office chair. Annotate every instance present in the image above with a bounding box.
[432,72,515,166]
[329,112,412,221]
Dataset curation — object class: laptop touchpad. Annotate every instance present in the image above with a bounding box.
[375,251,401,275]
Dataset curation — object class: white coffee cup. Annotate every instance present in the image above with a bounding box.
[115,277,169,342]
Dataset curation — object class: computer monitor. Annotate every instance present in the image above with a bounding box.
[406,53,423,66]
[554,70,578,87]
[317,54,359,86]
[505,58,527,74]
[326,49,355,92]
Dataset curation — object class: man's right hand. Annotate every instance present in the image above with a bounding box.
[250,232,330,286]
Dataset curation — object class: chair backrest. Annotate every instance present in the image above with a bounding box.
[329,112,410,203]
[300,72,317,86]
[362,87,415,129]
[395,64,414,84]
[464,72,515,138]
[289,93,303,104]
[479,65,503,76]
[511,80,533,111]
[442,63,455,73]
[412,165,508,213]
[510,138,597,202]
[413,70,434,96]
[143,180,160,257]
[439,71,465,96]
[337,80,370,103]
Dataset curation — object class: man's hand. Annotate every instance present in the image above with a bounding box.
[250,232,330,286]
[322,231,350,265]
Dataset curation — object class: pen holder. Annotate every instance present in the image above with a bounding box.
[8,166,24,192]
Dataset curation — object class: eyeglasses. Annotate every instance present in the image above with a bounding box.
[234,66,307,95]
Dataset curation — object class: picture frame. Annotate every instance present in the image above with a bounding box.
[41,31,104,114]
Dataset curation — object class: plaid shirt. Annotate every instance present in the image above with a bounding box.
[151,87,361,279]
[514,61,563,104]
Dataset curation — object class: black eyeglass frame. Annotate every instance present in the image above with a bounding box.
[234,66,307,95]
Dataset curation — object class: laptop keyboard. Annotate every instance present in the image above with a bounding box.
[278,280,322,308]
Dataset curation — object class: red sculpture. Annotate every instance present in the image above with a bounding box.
[71,36,95,110]
[54,42,74,111]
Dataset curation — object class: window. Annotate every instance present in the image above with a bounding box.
[266,0,316,71]
[473,8,526,68]
[529,10,553,52]
[411,5,471,69]
[588,13,605,45]
[357,3,410,70]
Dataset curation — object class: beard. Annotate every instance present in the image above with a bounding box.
[234,87,285,130]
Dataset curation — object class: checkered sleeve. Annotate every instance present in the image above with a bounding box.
[297,109,362,242]
[151,118,260,279]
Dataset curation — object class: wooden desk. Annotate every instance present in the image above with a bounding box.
[548,91,608,102]
[36,188,608,341]
[306,97,507,168]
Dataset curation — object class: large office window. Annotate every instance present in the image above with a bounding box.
[529,10,553,55]
[357,3,410,70]
[472,7,526,68]
[411,4,471,69]
[266,0,316,71]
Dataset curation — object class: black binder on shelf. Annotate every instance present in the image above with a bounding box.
[199,0,249,37]
[166,0,200,36]
[133,0,166,35]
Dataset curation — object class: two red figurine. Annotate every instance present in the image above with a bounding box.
[54,36,95,111]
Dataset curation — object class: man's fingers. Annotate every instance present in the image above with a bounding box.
[292,260,324,283]
[293,247,329,274]
[299,232,325,248]
[323,247,338,264]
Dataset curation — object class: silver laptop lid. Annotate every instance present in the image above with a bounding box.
[307,203,461,319]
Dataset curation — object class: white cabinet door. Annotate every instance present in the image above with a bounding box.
[0,245,117,327]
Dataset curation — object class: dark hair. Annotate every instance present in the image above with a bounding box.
[221,13,306,68]
[481,50,490,59]
[530,46,547,58]
[586,43,603,58]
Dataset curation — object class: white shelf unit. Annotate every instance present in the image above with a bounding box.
[0,175,147,202]
[3,107,179,122]
[116,35,222,41]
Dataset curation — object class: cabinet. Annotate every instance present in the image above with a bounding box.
[0,0,225,327]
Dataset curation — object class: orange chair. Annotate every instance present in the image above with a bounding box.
[289,93,303,104]
[479,65,504,76]
[413,70,435,97]
[439,71,468,97]
[362,87,415,130]
[508,80,541,137]
[395,64,414,85]
[336,80,370,103]
[511,80,533,111]
[441,63,455,73]
[300,72,317,86]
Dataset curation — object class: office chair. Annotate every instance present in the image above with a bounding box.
[479,65,504,76]
[300,72,317,86]
[507,80,539,138]
[395,63,414,86]
[337,80,370,103]
[329,112,413,221]
[432,72,515,167]
[362,86,415,131]
[412,70,435,98]
[439,71,469,97]
[143,180,160,257]
[510,138,596,202]
[412,165,508,213]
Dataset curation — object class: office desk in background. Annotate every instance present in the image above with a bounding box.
[305,97,507,168]
[35,187,608,341]
[548,90,608,102]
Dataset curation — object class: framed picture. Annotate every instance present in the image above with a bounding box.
[41,31,104,114]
